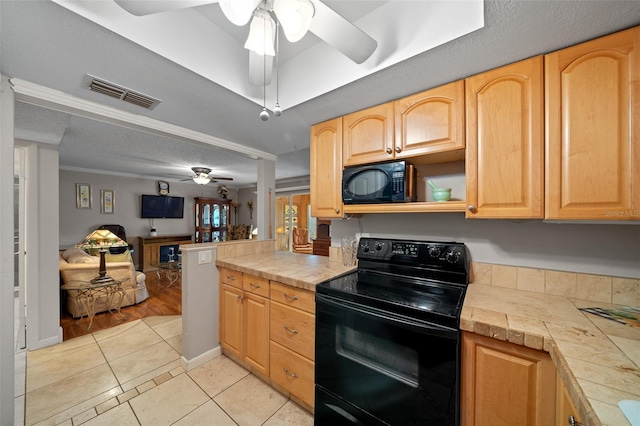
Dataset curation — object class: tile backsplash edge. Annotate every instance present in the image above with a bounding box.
[470,262,640,306]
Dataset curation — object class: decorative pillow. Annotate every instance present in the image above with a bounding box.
[62,248,99,264]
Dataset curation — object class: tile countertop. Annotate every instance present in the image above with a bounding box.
[215,251,356,292]
[462,284,640,426]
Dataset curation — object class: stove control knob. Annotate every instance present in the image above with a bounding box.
[446,250,460,263]
[374,242,383,251]
[428,246,441,258]
[362,245,370,253]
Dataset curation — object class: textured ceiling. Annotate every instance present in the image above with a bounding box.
[3,1,640,187]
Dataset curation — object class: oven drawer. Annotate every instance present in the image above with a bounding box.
[270,301,315,361]
[270,282,315,314]
[270,341,314,409]
[220,267,242,288]
[243,274,269,297]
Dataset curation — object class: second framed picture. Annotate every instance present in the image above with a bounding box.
[101,189,114,214]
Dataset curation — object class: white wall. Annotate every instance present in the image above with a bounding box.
[59,170,239,267]
[331,213,640,279]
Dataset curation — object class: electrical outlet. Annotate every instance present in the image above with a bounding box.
[198,250,212,264]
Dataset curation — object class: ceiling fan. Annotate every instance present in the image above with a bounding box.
[113,0,378,86]
[183,167,234,185]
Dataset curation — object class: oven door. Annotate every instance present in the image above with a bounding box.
[315,293,460,426]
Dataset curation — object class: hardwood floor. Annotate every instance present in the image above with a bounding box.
[60,273,182,341]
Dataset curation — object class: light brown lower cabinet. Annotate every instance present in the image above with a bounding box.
[461,332,556,426]
[219,269,316,411]
[219,271,270,378]
[556,372,583,426]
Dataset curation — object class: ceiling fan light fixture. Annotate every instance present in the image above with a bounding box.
[244,9,276,56]
[273,0,314,43]
[219,0,261,26]
[193,173,211,185]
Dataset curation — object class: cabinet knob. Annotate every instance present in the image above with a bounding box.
[386,147,392,154]
[236,294,244,301]
[395,146,401,153]
[468,205,476,212]
[249,282,261,289]
[335,208,340,214]
[568,415,584,426]
[227,275,236,281]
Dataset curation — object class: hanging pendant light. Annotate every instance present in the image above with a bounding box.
[259,10,270,122]
[245,9,276,56]
[219,0,261,26]
[273,0,314,43]
[273,21,282,117]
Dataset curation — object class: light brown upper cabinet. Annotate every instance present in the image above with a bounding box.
[395,81,465,162]
[343,103,395,166]
[466,56,544,219]
[545,26,639,220]
[310,117,344,218]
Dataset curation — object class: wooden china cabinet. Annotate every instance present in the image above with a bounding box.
[194,197,231,243]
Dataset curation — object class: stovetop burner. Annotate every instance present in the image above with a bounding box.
[316,237,470,329]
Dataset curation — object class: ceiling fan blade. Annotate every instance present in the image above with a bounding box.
[309,0,377,64]
[249,50,273,86]
[114,0,218,16]
[211,177,234,181]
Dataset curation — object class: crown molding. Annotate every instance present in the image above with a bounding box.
[10,78,277,162]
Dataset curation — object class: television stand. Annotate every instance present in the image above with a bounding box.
[138,234,192,272]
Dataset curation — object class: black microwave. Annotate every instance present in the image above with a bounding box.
[342,160,417,204]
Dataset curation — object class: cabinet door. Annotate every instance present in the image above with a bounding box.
[546,26,639,220]
[556,373,583,426]
[466,57,544,218]
[220,284,243,359]
[310,117,343,218]
[343,103,394,166]
[461,332,556,426]
[395,80,465,158]
[244,292,270,377]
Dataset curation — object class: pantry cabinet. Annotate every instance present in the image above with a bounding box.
[461,332,556,426]
[465,56,544,219]
[310,117,343,218]
[219,269,270,377]
[545,26,640,220]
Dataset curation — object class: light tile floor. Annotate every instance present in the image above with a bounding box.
[22,316,314,426]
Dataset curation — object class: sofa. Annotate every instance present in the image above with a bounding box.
[59,248,148,318]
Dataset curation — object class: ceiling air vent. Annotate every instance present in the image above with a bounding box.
[86,75,161,110]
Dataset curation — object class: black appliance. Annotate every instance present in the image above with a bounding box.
[315,237,470,426]
[342,160,417,204]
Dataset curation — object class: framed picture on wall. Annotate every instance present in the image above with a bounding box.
[76,183,91,209]
[101,189,114,214]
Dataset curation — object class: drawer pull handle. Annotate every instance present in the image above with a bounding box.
[284,368,298,378]
[283,293,299,301]
[283,325,298,334]
[227,275,236,281]
[236,295,244,301]
[249,282,261,289]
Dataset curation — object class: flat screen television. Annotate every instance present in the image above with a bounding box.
[141,194,185,219]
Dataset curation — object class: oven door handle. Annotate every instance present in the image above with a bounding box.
[316,293,458,339]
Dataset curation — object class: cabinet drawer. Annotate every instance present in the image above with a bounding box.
[220,267,242,288]
[243,274,269,297]
[270,282,315,314]
[270,301,315,361]
[270,341,314,409]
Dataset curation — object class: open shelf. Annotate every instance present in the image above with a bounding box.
[343,200,466,214]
